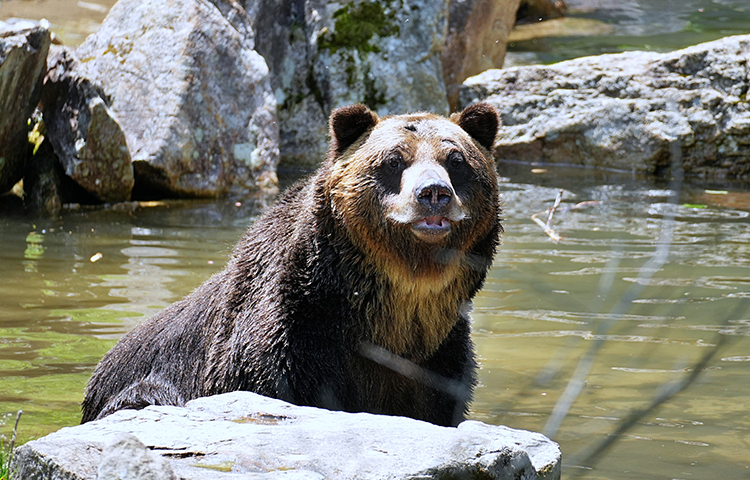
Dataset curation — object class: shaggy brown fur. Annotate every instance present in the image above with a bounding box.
[81,103,501,427]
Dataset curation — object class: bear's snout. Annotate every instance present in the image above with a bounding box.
[416,180,453,209]
[385,161,469,244]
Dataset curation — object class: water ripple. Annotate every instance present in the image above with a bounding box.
[490,330,713,346]
[623,276,750,290]
[477,309,683,325]
[611,366,721,373]
[721,356,750,362]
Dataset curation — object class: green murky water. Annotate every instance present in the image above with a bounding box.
[2,164,749,479]
[471,163,750,479]
[0,197,268,435]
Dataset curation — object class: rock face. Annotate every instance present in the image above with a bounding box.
[441,0,522,110]
[42,46,133,203]
[244,0,451,169]
[22,139,66,216]
[12,391,561,479]
[459,34,750,180]
[97,434,177,480]
[0,26,51,194]
[76,0,279,198]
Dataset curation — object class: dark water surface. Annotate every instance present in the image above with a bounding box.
[2,163,750,479]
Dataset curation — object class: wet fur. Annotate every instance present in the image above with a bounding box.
[82,103,501,427]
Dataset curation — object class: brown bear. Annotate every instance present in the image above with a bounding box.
[81,103,501,427]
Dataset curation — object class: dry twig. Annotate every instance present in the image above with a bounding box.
[531,190,564,242]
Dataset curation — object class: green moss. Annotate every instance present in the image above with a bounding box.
[315,0,400,110]
[343,52,357,87]
[306,67,325,112]
[279,67,325,113]
[318,0,401,55]
[288,21,305,44]
[363,63,386,110]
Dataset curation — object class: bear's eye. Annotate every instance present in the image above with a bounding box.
[448,151,465,167]
[386,153,404,171]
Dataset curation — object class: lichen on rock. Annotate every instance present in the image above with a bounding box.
[318,0,401,55]
[249,0,450,170]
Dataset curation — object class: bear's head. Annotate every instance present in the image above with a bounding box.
[324,103,501,283]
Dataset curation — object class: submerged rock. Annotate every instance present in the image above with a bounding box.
[245,0,451,169]
[12,391,561,479]
[0,26,51,194]
[459,34,750,180]
[76,0,279,198]
[42,45,133,203]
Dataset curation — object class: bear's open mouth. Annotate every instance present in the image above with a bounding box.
[411,215,451,240]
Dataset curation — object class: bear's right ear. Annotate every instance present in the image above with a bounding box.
[454,103,499,153]
[329,104,379,157]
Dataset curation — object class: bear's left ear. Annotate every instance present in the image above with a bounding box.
[454,103,499,152]
[329,104,379,157]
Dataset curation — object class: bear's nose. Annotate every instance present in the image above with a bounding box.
[416,180,453,208]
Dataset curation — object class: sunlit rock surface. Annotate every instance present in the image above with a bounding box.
[0,25,50,194]
[243,0,451,170]
[76,0,279,198]
[42,45,133,204]
[12,391,561,479]
[459,34,750,180]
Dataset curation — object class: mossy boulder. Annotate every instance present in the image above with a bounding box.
[246,0,450,170]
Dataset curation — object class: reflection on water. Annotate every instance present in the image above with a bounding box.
[0,198,262,431]
[471,163,750,479]
[1,165,748,479]
[508,0,750,65]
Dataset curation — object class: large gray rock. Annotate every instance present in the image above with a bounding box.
[97,434,177,480]
[12,391,561,479]
[42,45,133,203]
[459,34,750,180]
[76,0,279,198]
[245,0,451,169]
[0,26,51,194]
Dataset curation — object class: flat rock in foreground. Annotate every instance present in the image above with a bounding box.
[12,391,561,479]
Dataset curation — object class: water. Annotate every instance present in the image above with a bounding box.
[0,197,268,433]
[0,0,117,46]
[471,163,750,479]
[3,0,749,52]
[2,164,749,479]
[509,0,750,65]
